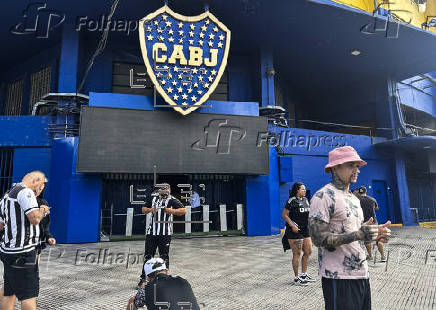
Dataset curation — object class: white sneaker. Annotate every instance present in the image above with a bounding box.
[294,277,308,286]
[300,274,316,282]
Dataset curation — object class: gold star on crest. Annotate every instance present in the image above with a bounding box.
[162,15,168,20]
[192,68,198,74]
[178,38,183,43]
[198,76,203,82]
[191,96,197,102]
[154,20,159,26]
[165,21,172,27]
[197,90,203,95]
[189,39,194,45]
[178,22,183,28]
[157,28,163,33]
[168,37,174,42]
[147,34,154,41]
[208,41,213,47]
[193,83,199,88]
[161,80,166,85]
[204,83,209,88]
[189,31,194,37]
[219,34,225,41]
[168,29,174,35]
[172,80,177,86]
[173,94,179,100]
[167,87,173,93]
[199,40,203,46]
[177,87,183,93]
[174,66,179,72]
[213,26,219,32]
[205,20,210,25]
[211,69,217,75]
[209,33,215,40]
[146,26,152,32]
[187,88,193,93]
[190,24,196,30]
[199,32,205,38]
[182,93,188,99]
[218,42,223,48]
[158,36,164,41]
[208,76,213,82]
[178,30,183,36]
[201,25,207,32]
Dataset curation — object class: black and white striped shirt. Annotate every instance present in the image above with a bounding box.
[0,184,40,254]
[146,195,183,236]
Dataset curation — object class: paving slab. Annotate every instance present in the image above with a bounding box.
[1,227,436,309]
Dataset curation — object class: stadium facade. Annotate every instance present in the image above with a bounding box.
[0,0,435,243]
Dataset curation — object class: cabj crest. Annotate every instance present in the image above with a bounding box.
[139,6,231,115]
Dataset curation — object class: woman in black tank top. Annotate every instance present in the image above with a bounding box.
[281,182,315,285]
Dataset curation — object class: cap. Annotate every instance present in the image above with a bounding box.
[143,258,167,276]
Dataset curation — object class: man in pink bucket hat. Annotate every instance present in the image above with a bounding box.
[308,146,391,310]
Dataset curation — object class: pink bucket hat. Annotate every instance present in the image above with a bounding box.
[324,146,367,173]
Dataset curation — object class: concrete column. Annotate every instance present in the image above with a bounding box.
[220,204,227,231]
[202,205,209,232]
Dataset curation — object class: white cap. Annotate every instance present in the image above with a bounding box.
[143,258,167,276]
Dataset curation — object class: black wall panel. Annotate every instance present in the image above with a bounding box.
[77,107,269,174]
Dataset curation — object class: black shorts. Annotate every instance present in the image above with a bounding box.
[285,226,310,239]
[0,250,39,300]
[322,277,371,310]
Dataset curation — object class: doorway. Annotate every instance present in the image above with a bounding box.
[372,180,389,224]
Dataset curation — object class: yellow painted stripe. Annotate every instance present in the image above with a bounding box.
[390,224,403,227]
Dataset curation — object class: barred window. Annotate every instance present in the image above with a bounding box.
[29,67,51,114]
[4,80,24,116]
[0,149,13,197]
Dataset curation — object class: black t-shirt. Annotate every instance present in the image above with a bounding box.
[358,195,378,222]
[134,274,200,310]
[284,197,310,229]
[145,195,184,236]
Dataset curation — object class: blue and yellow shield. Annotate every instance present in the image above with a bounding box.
[139,6,231,115]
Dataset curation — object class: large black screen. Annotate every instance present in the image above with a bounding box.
[77,107,269,174]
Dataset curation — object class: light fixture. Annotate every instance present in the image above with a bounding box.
[350,49,361,56]
[266,68,276,76]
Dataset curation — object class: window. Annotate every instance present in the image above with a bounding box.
[4,80,24,116]
[29,67,51,114]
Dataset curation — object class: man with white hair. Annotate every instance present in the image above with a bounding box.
[127,258,200,310]
[0,171,49,310]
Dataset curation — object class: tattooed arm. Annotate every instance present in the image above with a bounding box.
[26,206,49,226]
[309,217,378,248]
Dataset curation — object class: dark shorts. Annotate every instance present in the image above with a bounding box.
[285,226,310,239]
[0,250,39,301]
[322,277,371,310]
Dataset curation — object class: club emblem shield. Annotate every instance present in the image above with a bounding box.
[139,6,231,115]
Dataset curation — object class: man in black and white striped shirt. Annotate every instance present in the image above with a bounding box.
[137,183,186,288]
[0,171,49,310]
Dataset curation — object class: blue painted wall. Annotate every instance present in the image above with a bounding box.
[49,138,101,243]
[246,146,280,236]
[0,116,51,146]
[12,148,51,182]
[272,126,399,225]
[89,92,259,116]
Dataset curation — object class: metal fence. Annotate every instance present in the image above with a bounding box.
[100,203,245,239]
